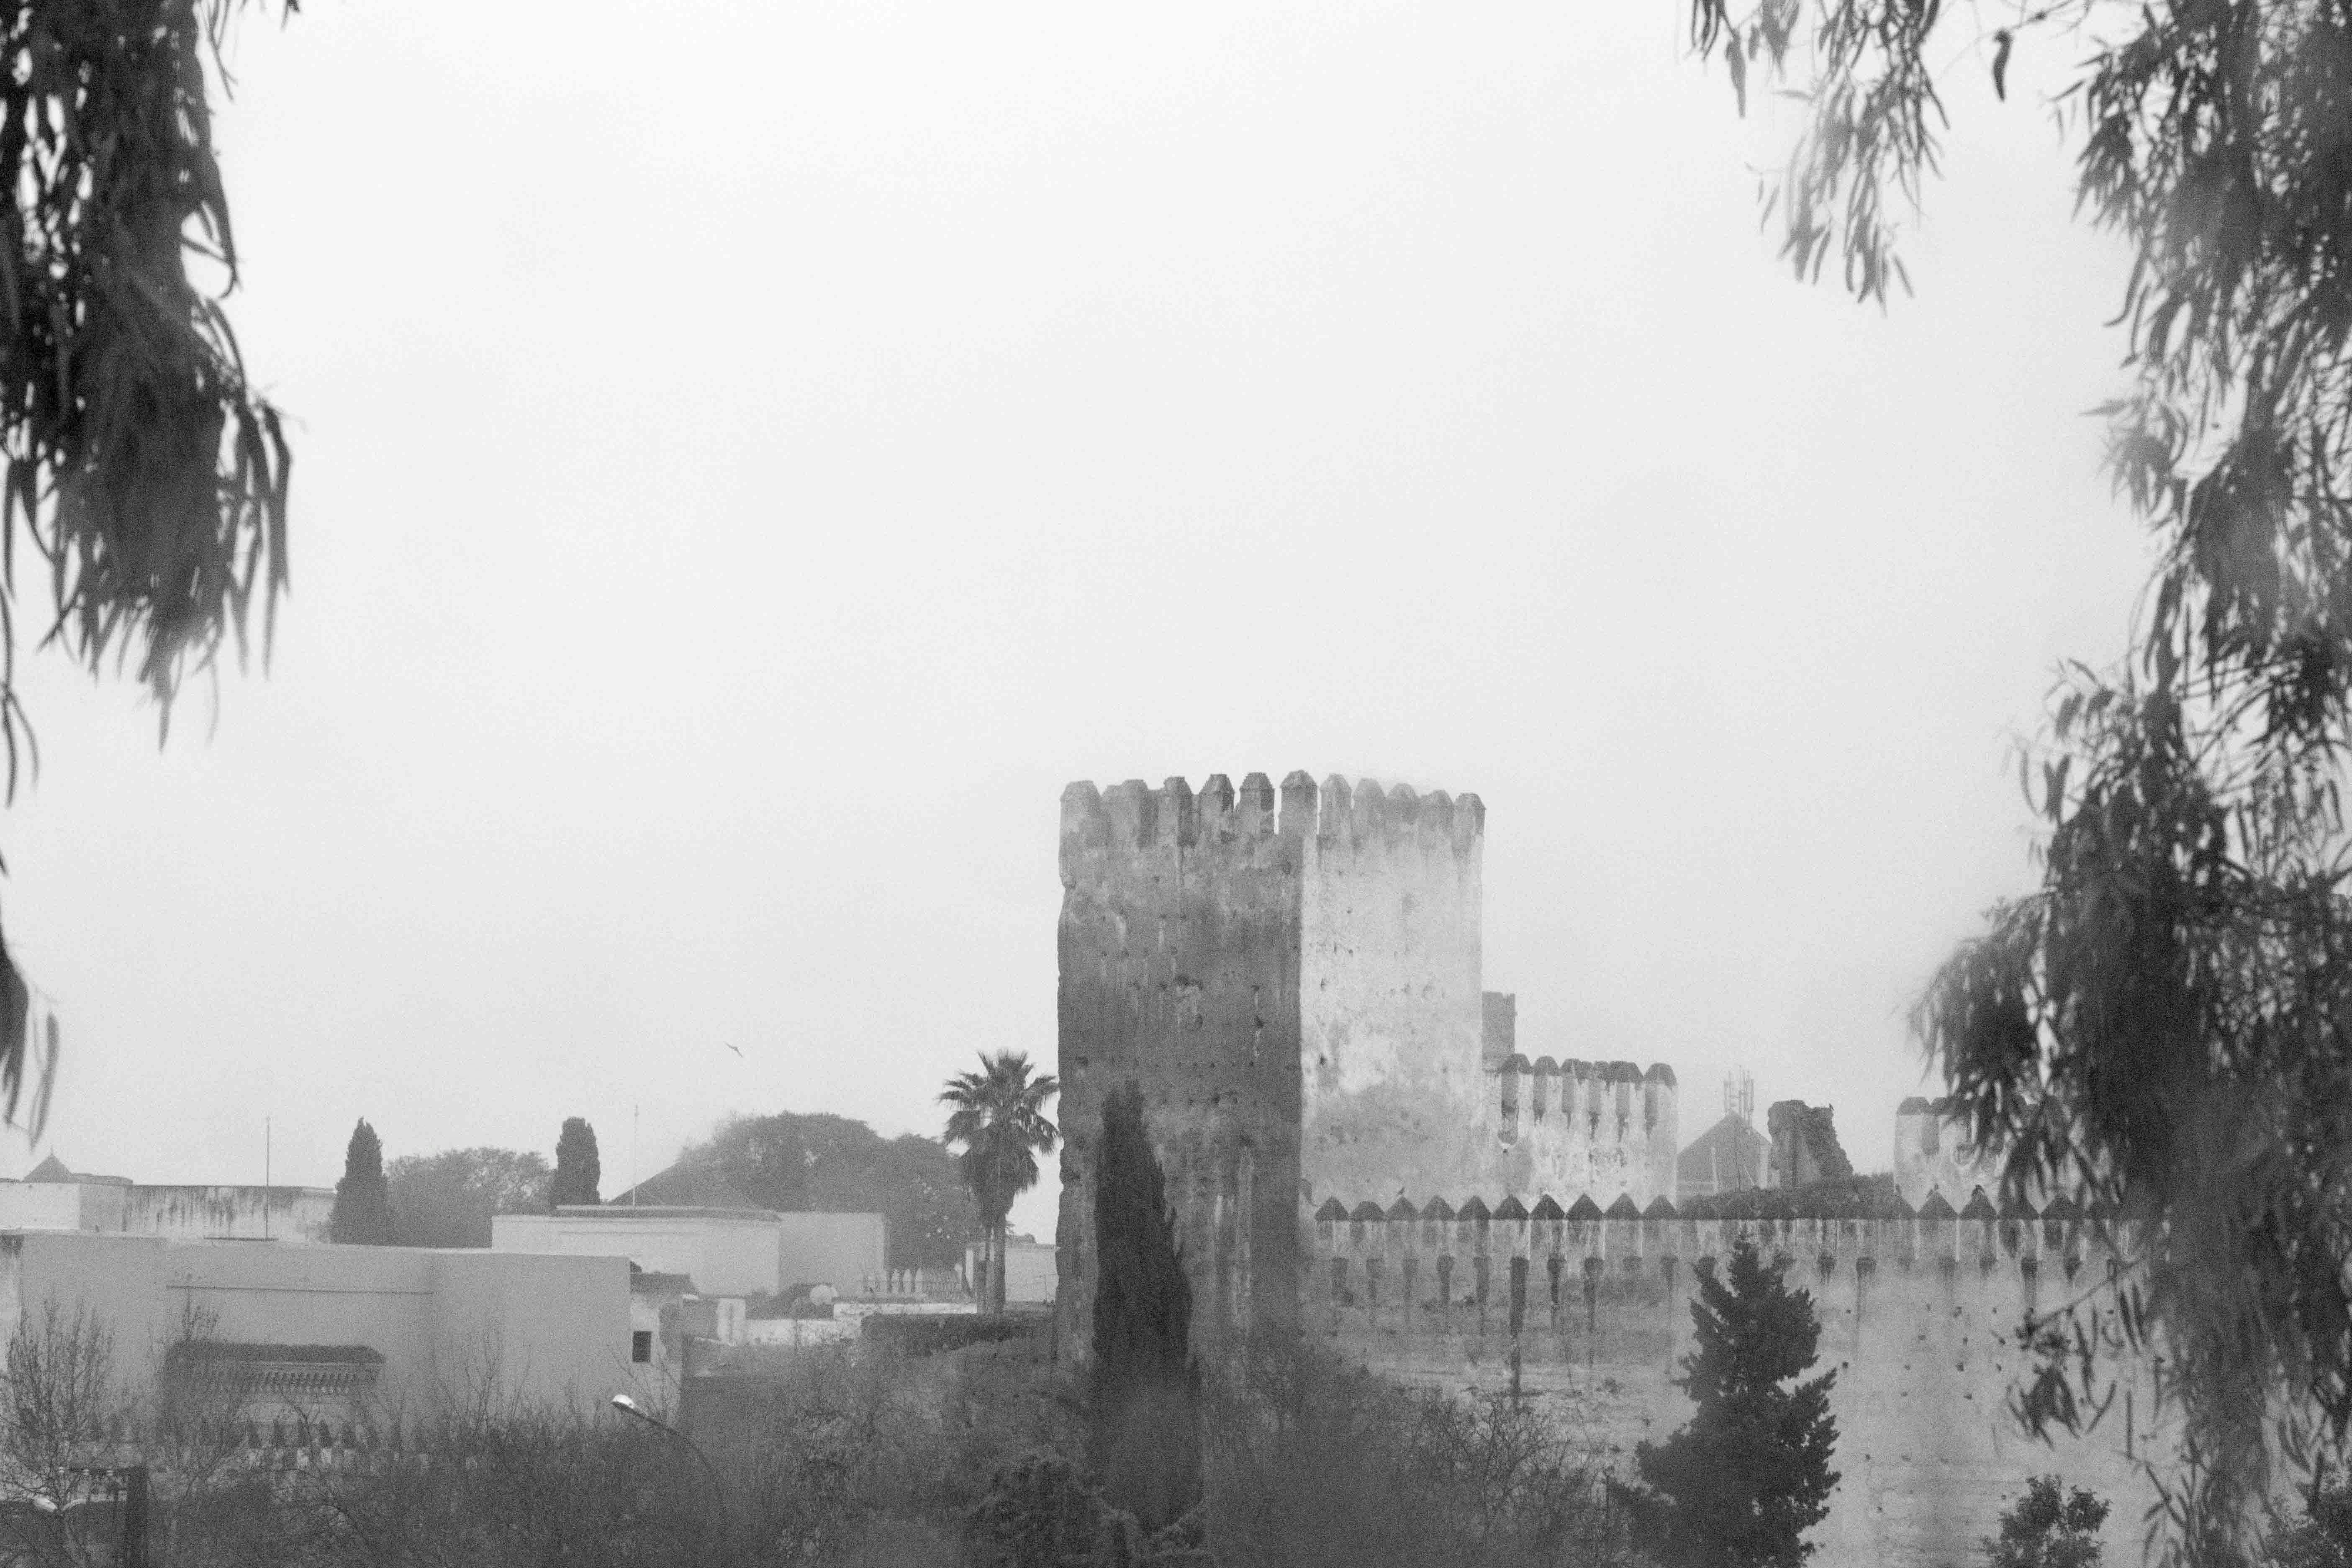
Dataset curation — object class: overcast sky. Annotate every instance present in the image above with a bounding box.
[0,2,2147,1244]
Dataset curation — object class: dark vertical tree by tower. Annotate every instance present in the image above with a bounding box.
[329,1119,393,1246]
[551,1118,601,1208]
[1614,1237,1838,1568]
[1088,1081,1200,1535]
[939,1051,1059,1314]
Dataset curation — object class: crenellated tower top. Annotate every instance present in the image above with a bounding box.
[1060,771,1484,887]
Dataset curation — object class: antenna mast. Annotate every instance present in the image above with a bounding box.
[1724,1068,1755,1124]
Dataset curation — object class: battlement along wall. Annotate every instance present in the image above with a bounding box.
[1307,1204,2171,1568]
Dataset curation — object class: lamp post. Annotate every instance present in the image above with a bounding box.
[611,1394,731,1547]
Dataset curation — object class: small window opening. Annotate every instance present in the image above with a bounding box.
[631,1331,652,1364]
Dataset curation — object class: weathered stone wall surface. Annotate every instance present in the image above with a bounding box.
[1297,777,1490,1209]
[1057,770,1683,1366]
[1487,1059,1678,1206]
[123,1185,335,1242]
[1309,1208,2169,1568]
[1055,772,1314,1368]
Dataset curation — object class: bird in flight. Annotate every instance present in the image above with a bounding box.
[726,1043,744,1059]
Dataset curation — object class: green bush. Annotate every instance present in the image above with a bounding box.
[1982,1476,2109,1568]
[861,1314,1041,1356]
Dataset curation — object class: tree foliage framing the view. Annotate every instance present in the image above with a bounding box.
[0,0,296,1134]
[1683,0,2352,1558]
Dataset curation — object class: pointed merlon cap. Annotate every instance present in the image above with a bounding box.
[1529,1195,1565,1221]
[1452,792,1485,850]
[1158,777,1196,847]
[1457,1195,1492,1222]
[1197,774,1235,836]
[2039,1194,2080,1221]
[1897,1096,1935,1115]
[1643,1195,1678,1219]
[1645,1064,1677,1086]
[1917,1190,1958,1220]
[1385,1197,1418,1222]
[1960,1187,1998,1221]
[1606,1194,1642,1219]
[1059,781,1107,883]
[1387,782,1420,826]
[1314,1197,1349,1222]
[1566,1194,1605,1220]
[1494,1195,1528,1222]
[1281,771,1317,839]
[1421,1196,1455,1222]
[1237,772,1277,836]
[1417,790,1453,848]
[1349,1201,1385,1223]
[1104,779,1154,848]
[1318,775,1353,839]
[1998,1188,2037,1219]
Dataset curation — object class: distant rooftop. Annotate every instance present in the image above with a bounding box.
[21,1154,129,1186]
[555,1204,783,1222]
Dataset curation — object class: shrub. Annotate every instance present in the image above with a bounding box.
[2265,1478,2352,1568]
[1199,1336,1623,1568]
[1982,1476,2109,1568]
[862,1314,1040,1356]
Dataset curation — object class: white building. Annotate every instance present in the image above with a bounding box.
[0,1155,335,1242]
[492,1206,886,1299]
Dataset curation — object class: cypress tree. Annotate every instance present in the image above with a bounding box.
[329,1119,393,1245]
[1087,1081,1200,1532]
[551,1117,601,1207]
[1614,1236,1839,1568]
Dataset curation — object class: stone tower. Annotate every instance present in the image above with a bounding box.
[1053,770,1677,1366]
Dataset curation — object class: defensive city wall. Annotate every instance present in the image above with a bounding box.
[1054,771,2162,1568]
[1054,771,1677,1367]
[1304,1193,2167,1568]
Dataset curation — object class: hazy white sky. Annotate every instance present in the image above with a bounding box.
[2,1,2147,1243]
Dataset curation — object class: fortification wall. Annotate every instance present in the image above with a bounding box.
[1307,1205,2168,1568]
[1297,778,1490,1207]
[1055,773,1314,1367]
[124,1186,335,1242]
[1487,1059,1678,1206]
[1894,1097,2005,1211]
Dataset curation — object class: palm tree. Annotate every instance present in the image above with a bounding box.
[940,1051,1060,1314]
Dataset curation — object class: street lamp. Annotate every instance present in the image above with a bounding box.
[611,1393,731,1546]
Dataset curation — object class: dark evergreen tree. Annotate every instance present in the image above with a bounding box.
[1983,1476,2110,1568]
[1088,1082,1200,1533]
[329,1119,393,1245]
[1614,1237,1838,1568]
[551,1117,601,1208]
